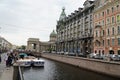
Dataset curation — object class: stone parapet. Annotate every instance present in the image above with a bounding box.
[41,53,120,78]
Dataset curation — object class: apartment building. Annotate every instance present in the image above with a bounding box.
[56,0,94,55]
[94,0,120,55]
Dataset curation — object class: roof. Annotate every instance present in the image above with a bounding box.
[50,30,57,37]
[59,7,66,21]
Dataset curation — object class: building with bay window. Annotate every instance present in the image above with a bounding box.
[93,0,120,55]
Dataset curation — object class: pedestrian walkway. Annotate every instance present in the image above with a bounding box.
[0,67,13,80]
[0,53,13,80]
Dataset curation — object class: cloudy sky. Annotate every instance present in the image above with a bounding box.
[0,0,86,46]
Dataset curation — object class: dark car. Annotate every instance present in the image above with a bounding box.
[78,53,87,57]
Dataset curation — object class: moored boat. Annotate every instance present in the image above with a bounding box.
[32,59,45,67]
[17,59,31,67]
[16,56,45,67]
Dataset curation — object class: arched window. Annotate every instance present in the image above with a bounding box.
[102,50,104,55]
[109,50,114,54]
[118,50,120,55]
[95,50,97,53]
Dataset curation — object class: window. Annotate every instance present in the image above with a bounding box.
[100,31,101,37]
[117,15,120,22]
[108,39,110,46]
[102,50,104,55]
[103,30,104,36]
[117,5,119,11]
[112,17,114,23]
[107,29,110,36]
[102,40,104,46]
[107,18,110,24]
[118,50,120,55]
[96,31,98,37]
[102,20,104,26]
[112,27,114,35]
[95,50,97,53]
[112,39,115,45]
[118,38,120,45]
[111,7,114,13]
[107,9,109,15]
[118,26,120,34]
[99,50,101,54]
[102,12,104,17]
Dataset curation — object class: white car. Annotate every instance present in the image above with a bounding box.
[64,52,68,55]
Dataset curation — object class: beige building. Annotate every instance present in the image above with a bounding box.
[0,36,12,52]
[27,30,57,53]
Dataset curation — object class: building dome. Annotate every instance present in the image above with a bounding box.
[50,30,57,37]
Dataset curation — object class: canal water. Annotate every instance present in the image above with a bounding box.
[23,58,120,80]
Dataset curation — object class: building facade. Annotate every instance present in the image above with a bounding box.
[27,30,57,53]
[0,36,12,52]
[56,0,94,55]
[94,0,120,55]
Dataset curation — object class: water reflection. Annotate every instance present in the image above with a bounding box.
[23,58,119,80]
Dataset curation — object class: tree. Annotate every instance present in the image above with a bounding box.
[21,45,26,50]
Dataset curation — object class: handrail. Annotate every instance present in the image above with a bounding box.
[18,66,24,80]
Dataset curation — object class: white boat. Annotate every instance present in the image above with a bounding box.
[32,59,45,67]
[16,57,45,67]
[17,59,31,67]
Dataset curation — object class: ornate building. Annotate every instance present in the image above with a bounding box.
[27,30,57,53]
[94,0,120,55]
[56,0,94,55]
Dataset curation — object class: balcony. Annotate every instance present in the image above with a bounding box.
[79,33,93,40]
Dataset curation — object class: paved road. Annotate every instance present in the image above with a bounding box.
[0,53,7,77]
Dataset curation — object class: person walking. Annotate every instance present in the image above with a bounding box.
[7,53,13,66]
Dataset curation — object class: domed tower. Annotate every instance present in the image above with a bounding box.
[59,7,66,21]
[49,30,57,42]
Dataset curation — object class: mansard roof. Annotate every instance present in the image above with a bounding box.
[58,0,94,22]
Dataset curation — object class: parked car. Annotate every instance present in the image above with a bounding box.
[68,52,76,56]
[61,51,64,55]
[78,53,86,57]
[89,53,103,59]
[51,51,56,54]
[64,52,69,55]
[110,54,120,61]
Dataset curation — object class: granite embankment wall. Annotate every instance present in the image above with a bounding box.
[41,53,120,78]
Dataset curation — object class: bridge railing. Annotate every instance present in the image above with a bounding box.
[18,66,24,80]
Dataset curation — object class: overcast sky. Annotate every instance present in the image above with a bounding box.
[0,0,86,46]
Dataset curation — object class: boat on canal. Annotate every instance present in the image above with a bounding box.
[16,56,45,67]
[17,59,32,67]
[32,59,45,67]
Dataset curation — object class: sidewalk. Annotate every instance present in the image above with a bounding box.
[0,53,13,80]
[0,67,13,80]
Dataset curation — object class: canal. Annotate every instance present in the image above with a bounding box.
[23,58,120,80]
